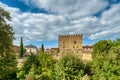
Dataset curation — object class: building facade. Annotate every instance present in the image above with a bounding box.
[83,45,93,52]
[51,48,58,54]
[25,44,38,55]
[58,34,93,60]
[59,34,83,54]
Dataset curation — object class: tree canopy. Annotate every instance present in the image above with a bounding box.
[41,44,44,53]
[91,39,120,80]
[0,7,17,80]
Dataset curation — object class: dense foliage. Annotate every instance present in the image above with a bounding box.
[17,53,40,79]
[91,39,120,80]
[17,52,55,80]
[0,7,17,79]
[54,53,84,80]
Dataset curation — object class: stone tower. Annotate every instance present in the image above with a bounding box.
[58,34,82,54]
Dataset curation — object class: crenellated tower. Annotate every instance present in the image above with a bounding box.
[58,34,82,54]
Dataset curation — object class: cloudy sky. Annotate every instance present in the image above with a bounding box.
[0,0,120,48]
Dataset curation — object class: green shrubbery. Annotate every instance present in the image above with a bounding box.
[54,53,84,80]
[17,52,55,80]
[91,39,120,80]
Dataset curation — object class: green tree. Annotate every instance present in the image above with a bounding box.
[17,52,55,80]
[38,52,55,80]
[92,40,113,57]
[91,39,120,80]
[19,36,24,57]
[41,44,44,53]
[113,39,120,48]
[0,7,17,79]
[17,53,40,79]
[54,53,84,80]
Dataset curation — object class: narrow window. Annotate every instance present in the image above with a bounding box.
[74,41,77,44]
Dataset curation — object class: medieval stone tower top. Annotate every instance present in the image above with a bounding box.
[58,34,82,54]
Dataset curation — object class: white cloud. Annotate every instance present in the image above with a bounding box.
[101,3,120,25]
[89,26,120,39]
[89,3,120,39]
[23,0,108,18]
[0,1,120,46]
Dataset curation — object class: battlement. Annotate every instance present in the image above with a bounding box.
[58,34,83,54]
[59,34,82,37]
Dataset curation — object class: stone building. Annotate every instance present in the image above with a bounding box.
[83,45,93,52]
[44,48,51,53]
[58,34,93,61]
[59,34,82,54]
[25,44,38,55]
[82,45,93,60]
[51,48,58,54]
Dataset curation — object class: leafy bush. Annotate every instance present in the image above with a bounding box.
[54,53,84,80]
[91,39,120,80]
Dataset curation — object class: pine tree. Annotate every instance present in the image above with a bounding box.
[19,36,24,57]
[0,7,17,79]
[41,44,44,53]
